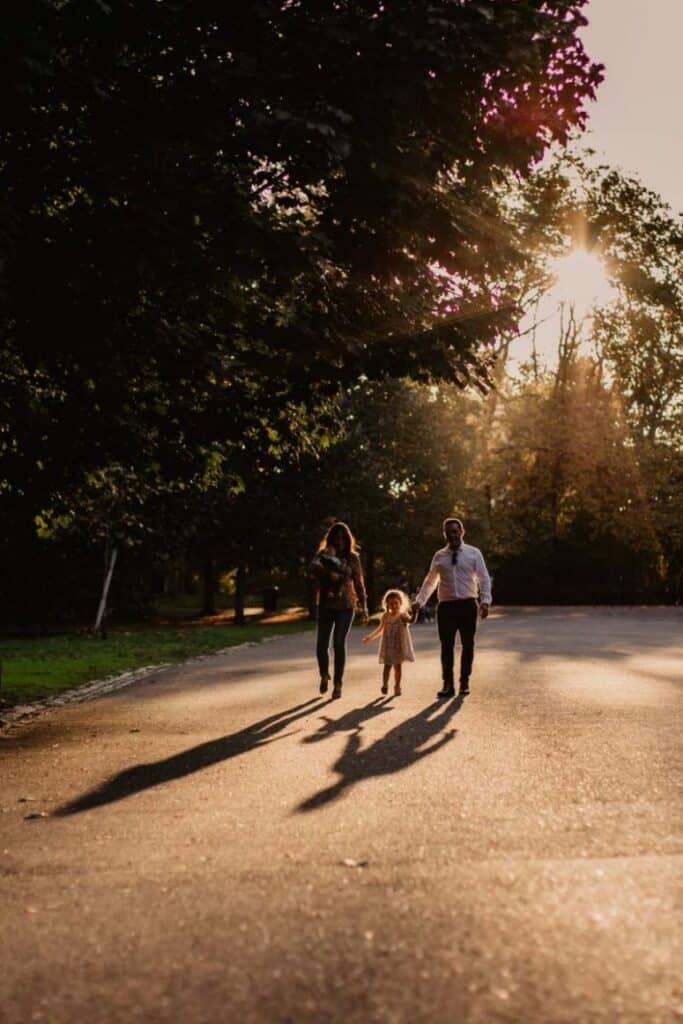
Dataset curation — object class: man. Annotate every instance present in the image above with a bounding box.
[412,518,491,698]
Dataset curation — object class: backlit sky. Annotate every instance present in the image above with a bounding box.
[510,0,681,369]
[580,0,683,213]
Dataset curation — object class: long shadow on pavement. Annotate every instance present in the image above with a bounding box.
[54,697,326,816]
[302,696,395,744]
[296,698,462,813]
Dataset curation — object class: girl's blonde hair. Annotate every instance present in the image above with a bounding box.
[381,589,410,613]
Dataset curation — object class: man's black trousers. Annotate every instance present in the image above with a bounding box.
[437,598,478,687]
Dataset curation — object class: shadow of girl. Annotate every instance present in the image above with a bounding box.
[302,696,394,744]
[296,699,461,813]
[53,697,326,816]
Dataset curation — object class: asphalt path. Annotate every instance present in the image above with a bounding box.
[1,607,681,1024]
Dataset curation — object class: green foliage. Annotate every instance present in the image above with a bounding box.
[1,3,607,619]
[248,378,483,606]
[474,154,682,600]
[1,1,600,488]
[478,356,663,599]
[587,172,683,445]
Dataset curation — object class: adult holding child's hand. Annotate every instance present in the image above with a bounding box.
[413,517,492,699]
[309,521,368,700]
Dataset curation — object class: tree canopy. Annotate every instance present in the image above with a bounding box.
[2,2,601,488]
[1,2,618,621]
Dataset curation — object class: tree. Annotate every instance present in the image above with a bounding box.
[479,154,682,600]
[1,2,603,621]
[478,340,664,602]
[587,170,683,444]
[1,3,602,474]
[254,378,483,610]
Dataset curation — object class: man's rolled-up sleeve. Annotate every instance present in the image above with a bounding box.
[415,557,439,607]
[476,551,492,605]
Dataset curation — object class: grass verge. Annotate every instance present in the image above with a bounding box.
[0,620,314,705]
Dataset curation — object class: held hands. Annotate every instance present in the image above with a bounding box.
[362,633,373,645]
[479,603,490,620]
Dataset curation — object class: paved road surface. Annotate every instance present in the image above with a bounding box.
[1,608,681,1024]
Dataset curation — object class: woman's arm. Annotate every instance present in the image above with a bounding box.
[350,553,369,621]
[309,553,341,583]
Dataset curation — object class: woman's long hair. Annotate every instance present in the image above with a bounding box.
[317,521,358,557]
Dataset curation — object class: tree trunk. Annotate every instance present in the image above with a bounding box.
[94,543,118,636]
[201,557,216,616]
[365,544,376,614]
[234,563,247,625]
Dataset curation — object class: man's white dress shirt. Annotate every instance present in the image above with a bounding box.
[415,543,492,606]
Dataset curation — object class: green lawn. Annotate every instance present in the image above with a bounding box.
[0,621,313,704]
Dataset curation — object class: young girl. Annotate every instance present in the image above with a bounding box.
[362,589,416,696]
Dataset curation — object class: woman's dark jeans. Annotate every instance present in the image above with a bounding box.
[316,608,355,685]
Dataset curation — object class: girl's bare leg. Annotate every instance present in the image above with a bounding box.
[381,665,391,694]
[393,664,402,696]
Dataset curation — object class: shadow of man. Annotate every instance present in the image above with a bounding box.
[54,697,326,816]
[296,698,462,813]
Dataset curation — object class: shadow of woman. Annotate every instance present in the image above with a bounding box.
[296,698,462,813]
[54,697,326,817]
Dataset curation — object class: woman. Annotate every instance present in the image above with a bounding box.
[310,521,368,699]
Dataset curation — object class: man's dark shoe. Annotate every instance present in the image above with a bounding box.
[437,686,456,699]
[331,684,342,700]
[319,676,330,694]
[459,681,470,696]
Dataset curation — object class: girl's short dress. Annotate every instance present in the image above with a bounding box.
[379,613,415,665]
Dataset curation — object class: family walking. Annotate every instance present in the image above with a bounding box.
[310,518,492,700]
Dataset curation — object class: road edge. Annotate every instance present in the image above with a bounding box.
[0,631,307,734]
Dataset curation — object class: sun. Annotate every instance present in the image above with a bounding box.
[547,247,616,316]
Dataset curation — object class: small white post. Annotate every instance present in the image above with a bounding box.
[94,545,118,634]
